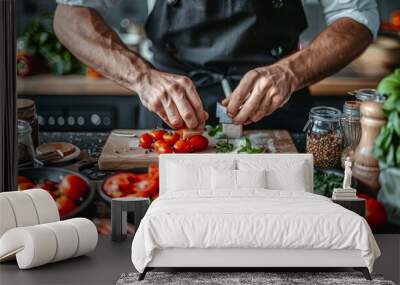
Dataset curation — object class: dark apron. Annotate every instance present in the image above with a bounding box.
[138,0,313,131]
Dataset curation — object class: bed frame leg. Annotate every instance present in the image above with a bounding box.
[138,268,148,281]
[354,267,371,280]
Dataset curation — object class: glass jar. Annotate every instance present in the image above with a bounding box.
[17,120,35,166]
[17,99,39,148]
[348,89,385,103]
[340,101,361,168]
[304,106,343,168]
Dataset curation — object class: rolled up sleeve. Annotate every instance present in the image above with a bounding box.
[55,0,120,14]
[320,0,380,39]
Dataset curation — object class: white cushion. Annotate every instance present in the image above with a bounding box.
[166,159,235,192]
[24,189,60,224]
[236,169,267,189]
[211,169,267,191]
[1,191,39,227]
[0,218,97,269]
[238,159,309,191]
[211,168,236,190]
[0,189,60,239]
[0,196,17,238]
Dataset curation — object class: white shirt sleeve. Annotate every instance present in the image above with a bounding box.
[319,0,380,39]
[55,0,121,15]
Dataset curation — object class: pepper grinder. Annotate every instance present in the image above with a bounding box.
[353,100,386,195]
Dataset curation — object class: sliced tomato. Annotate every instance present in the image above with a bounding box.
[188,135,208,152]
[163,132,180,145]
[102,172,138,198]
[148,163,159,179]
[59,175,89,201]
[57,195,77,217]
[139,133,154,149]
[173,139,192,153]
[150,129,167,141]
[131,178,158,198]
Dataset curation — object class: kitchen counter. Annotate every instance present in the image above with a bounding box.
[17,70,381,97]
[39,132,308,157]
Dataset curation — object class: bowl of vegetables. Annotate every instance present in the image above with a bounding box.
[18,167,94,219]
[99,164,160,203]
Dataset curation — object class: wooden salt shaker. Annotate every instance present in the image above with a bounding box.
[353,100,386,195]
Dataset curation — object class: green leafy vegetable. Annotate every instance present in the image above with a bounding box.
[238,137,264,153]
[374,69,400,168]
[207,125,223,137]
[215,140,234,153]
[378,68,400,101]
[22,14,84,75]
[313,171,343,197]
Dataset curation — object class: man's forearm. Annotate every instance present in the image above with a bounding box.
[53,4,150,92]
[279,18,373,91]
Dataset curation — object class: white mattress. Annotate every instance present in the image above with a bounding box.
[131,190,380,273]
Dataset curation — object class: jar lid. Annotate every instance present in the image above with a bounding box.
[348,89,385,102]
[17,120,32,135]
[309,106,342,122]
[17,99,35,118]
[343,100,361,117]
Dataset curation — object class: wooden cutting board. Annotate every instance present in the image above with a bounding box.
[98,129,298,170]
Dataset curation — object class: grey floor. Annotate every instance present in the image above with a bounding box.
[0,236,134,285]
[1,235,399,285]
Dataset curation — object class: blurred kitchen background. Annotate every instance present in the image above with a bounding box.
[15,0,400,236]
[16,0,400,132]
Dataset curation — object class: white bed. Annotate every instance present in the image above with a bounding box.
[131,154,380,280]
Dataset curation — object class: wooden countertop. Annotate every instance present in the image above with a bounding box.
[17,72,381,97]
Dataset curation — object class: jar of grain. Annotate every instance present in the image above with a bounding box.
[304,106,343,168]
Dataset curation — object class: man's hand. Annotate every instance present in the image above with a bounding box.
[222,64,297,125]
[53,5,208,129]
[136,69,208,129]
[223,18,373,126]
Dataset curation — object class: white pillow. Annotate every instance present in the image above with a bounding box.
[167,160,235,192]
[237,159,308,191]
[236,169,267,189]
[211,169,267,190]
[211,168,236,190]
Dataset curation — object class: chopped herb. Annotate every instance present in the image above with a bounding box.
[207,124,223,137]
[216,140,234,153]
[238,137,264,153]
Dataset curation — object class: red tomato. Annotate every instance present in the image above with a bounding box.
[148,163,159,179]
[157,142,173,154]
[163,132,180,145]
[358,194,387,230]
[153,140,165,152]
[131,179,159,198]
[59,175,89,201]
[18,176,35,191]
[150,129,167,141]
[174,139,192,153]
[139,133,154,149]
[56,195,77,217]
[188,135,208,152]
[36,180,58,191]
[102,172,138,197]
